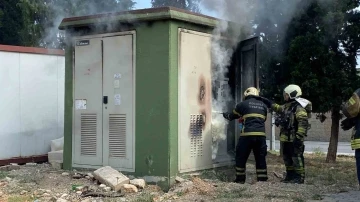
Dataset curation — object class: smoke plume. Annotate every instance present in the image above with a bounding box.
[201,0,309,159]
[41,1,136,49]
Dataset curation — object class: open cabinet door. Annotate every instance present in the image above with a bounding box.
[234,36,260,146]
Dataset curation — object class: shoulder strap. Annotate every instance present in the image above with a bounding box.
[290,102,300,114]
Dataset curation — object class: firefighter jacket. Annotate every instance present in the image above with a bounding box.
[272,100,310,142]
[231,95,268,137]
[342,88,360,150]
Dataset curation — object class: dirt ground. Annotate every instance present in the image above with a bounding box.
[0,152,358,202]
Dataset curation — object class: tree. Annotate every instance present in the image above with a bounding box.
[151,0,200,13]
[259,0,360,162]
[281,0,360,162]
[3,0,136,48]
[0,0,27,46]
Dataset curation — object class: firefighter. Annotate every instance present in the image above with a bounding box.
[259,84,311,184]
[340,88,360,187]
[222,87,268,184]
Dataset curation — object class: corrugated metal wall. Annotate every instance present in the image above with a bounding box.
[0,47,65,160]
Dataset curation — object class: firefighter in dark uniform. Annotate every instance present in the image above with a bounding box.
[260,84,311,184]
[223,87,268,183]
[341,88,360,188]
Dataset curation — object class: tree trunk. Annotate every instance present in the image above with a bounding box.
[326,107,341,163]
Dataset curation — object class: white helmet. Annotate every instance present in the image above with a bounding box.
[284,84,302,99]
[244,87,259,98]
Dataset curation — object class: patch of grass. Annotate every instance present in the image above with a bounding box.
[8,195,33,202]
[305,156,357,188]
[264,194,290,199]
[313,147,325,156]
[176,191,184,197]
[215,171,230,182]
[199,169,232,182]
[268,150,280,155]
[132,192,153,202]
[199,170,217,180]
[292,196,305,202]
[312,194,323,200]
[217,187,254,199]
[0,171,8,179]
[16,171,44,185]
[104,197,127,202]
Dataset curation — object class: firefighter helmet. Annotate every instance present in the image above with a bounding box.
[244,87,259,97]
[284,84,302,99]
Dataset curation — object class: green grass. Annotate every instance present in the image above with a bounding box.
[312,194,323,200]
[0,171,8,179]
[305,156,357,187]
[264,194,290,199]
[8,195,33,202]
[216,187,254,200]
[313,147,325,156]
[199,168,233,182]
[132,193,153,202]
[268,150,280,155]
[292,197,305,202]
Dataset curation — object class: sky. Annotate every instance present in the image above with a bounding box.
[134,1,359,68]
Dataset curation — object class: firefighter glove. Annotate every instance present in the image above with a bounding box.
[341,118,356,131]
[293,135,303,147]
[223,113,232,121]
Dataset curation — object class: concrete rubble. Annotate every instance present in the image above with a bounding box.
[93,166,130,191]
[175,176,185,183]
[25,162,37,167]
[122,184,138,193]
[49,137,64,169]
[0,164,157,201]
[130,179,146,189]
[0,163,20,171]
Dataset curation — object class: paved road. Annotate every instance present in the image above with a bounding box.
[266,140,354,156]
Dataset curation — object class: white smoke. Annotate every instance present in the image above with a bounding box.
[201,0,309,159]
[41,1,136,49]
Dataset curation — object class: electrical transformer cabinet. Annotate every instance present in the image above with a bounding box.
[178,29,259,172]
[72,32,136,172]
[59,7,259,189]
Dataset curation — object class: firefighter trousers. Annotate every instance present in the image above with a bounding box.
[355,149,360,185]
[281,141,305,180]
[235,136,268,182]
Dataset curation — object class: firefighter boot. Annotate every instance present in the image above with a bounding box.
[291,174,304,184]
[288,172,304,184]
[234,176,245,184]
[281,171,295,183]
[292,178,304,184]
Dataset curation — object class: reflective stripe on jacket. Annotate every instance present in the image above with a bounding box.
[232,95,268,137]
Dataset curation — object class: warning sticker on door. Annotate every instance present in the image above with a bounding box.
[75,99,87,110]
[114,73,121,79]
[114,94,121,105]
[114,80,120,88]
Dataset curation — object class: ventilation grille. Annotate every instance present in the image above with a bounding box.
[80,114,97,156]
[190,114,203,136]
[190,114,203,157]
[190,136,203,157]
[109,114,127,158]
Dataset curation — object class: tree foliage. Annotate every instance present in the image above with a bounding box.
[260,0,360,111]
[285,0,360,113]
[151,0,200,13]
[0,0,27,46]
[259,0,360,162]
[0,0,136,48]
